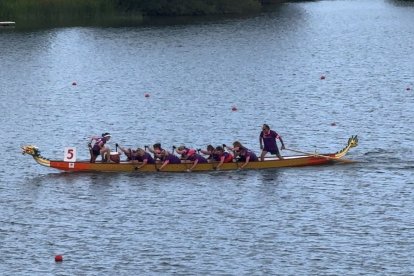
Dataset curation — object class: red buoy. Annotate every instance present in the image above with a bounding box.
[231,106,237,111]
[144,93,150,98]
[55,255,63,262]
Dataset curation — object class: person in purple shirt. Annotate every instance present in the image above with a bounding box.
[185,151,208,172]
[117,144,140,162]
[259,124,285,161]
[198,144,215,161]
[147,143,164,161]
[228,141,258,169]
[135,148,155,169]
[89,132,111,163]
[157,150,181,171]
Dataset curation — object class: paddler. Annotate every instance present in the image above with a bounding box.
[198,144,215,161]
[117,144,140,162]
[157,149,181,171]
[147,143,164,160]
[176,145,207,172]
[135,148,155,169]
[227,141,258,169]
[89,132,111,163]
[213,146,234,170]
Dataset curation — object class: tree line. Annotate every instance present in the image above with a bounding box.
[0,0,285,21]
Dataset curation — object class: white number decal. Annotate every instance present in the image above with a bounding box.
[64,147,77,162]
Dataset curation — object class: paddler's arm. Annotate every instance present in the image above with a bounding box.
[279,136,286,150]
[240,155,250,169]
[215,156,225,170]
[137,159,148,169]
[118,145,129,155]
[188,159,199,172]
[158,160,169,171]
[259,134,264,150]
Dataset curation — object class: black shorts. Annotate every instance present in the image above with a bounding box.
[264,148,280,155]
[92,148,101,156]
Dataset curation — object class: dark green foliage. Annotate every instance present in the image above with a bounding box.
[116,0,262,15]
[0,0,265,24]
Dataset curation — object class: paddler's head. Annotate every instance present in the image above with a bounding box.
[262,124,270,131]
[232,141,242,151]
[102,132,111,140]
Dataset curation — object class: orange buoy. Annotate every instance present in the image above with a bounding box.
[55,255,63,262]
[231,106,237,111]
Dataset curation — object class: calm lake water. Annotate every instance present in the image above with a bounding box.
[1,0,413,275]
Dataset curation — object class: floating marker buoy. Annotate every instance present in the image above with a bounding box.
[331,122,337,126]
[320,75,326,80]
[55,255,63,262]
[406,87,411,91]
[72,81,77,86]
[144,93,150,98]
[231,106,237,111]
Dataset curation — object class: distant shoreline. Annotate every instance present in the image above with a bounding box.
[0,0,293,29]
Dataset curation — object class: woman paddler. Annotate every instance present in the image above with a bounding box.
[176,145,208,172]
[135,148,155,169]
[198,144,215,161]
[147,143,164,161]
[157,149,181,171]
[228,141,258,169]
[213,146,234,170]
[89,132,111,163]
[117,144,140,162]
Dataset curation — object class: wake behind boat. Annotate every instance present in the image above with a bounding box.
[21,136,358,173]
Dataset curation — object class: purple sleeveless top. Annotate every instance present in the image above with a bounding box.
[260,130,280,151]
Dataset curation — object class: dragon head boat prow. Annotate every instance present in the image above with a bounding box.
[334,135,358,159]
[21,145,51,167]
[21,145,40,157]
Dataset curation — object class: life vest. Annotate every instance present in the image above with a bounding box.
[223,152,234,163]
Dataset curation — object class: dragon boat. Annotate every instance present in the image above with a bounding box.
[21,136,358,173]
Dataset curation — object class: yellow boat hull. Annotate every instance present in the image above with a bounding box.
[22,136,358,173]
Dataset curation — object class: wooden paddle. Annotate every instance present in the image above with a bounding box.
[284,148,356,164]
